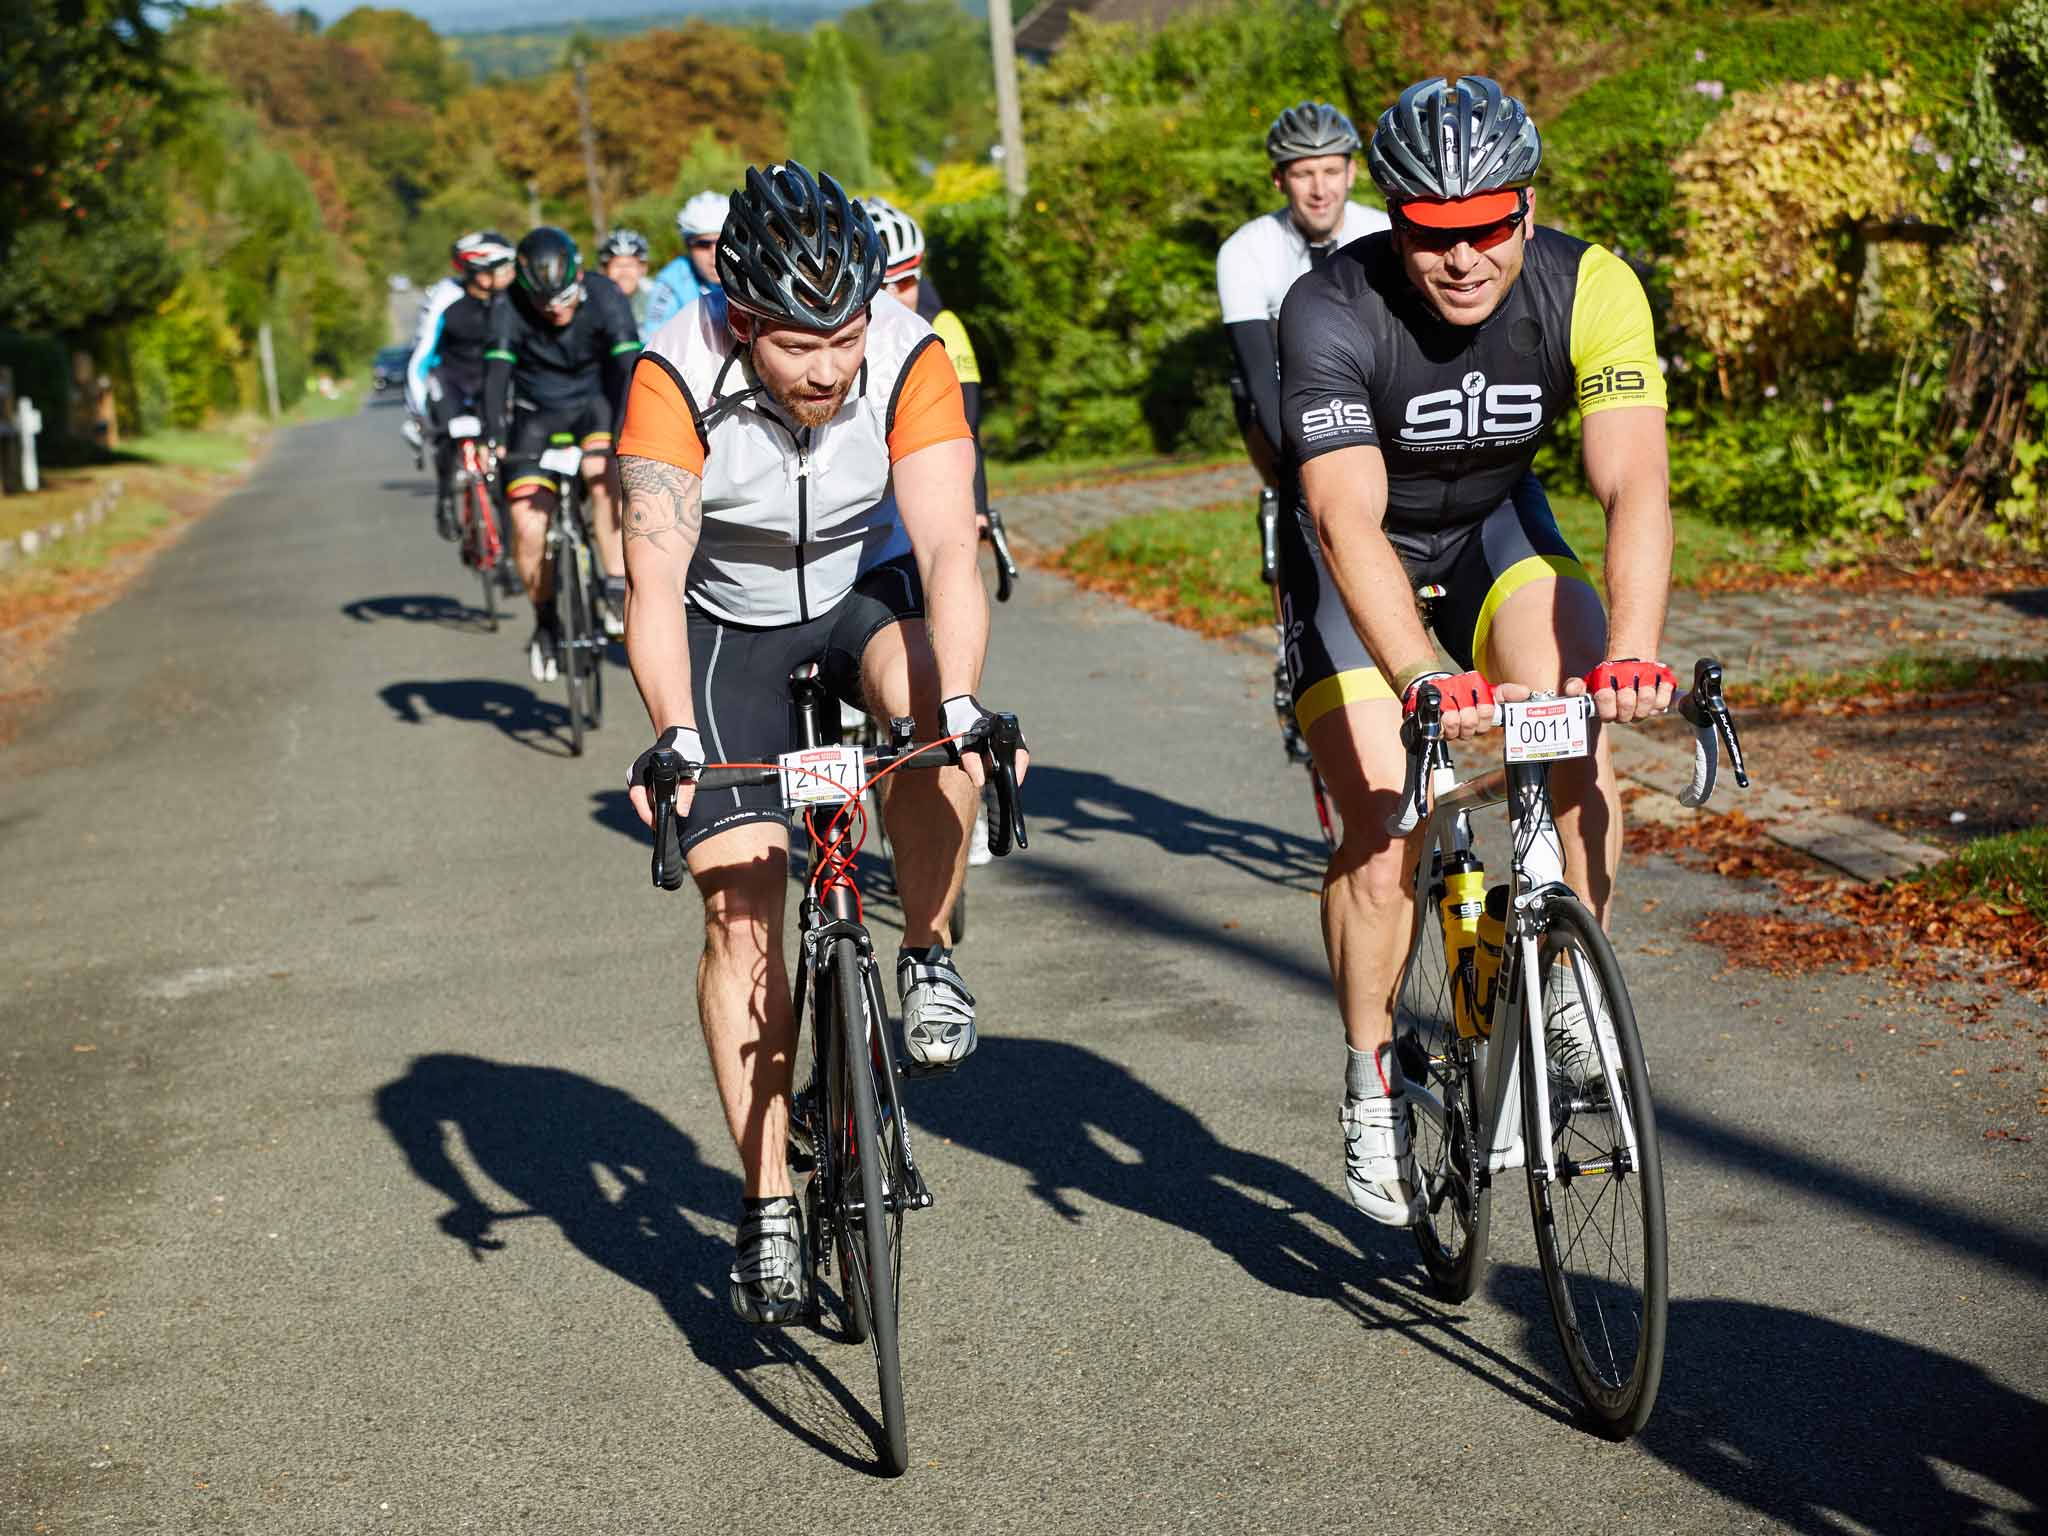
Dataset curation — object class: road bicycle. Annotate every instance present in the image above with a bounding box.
[1390,651,1748,1438]
[643,674,1027,1476]
[534,437,606,756]
[831,511,1023,944]
[1257,487,1337,848]
[444,411,513,631]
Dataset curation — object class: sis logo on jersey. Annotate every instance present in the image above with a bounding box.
[1397,369,1544,449]
[1300,396,1374,440]
[1578,364,1652,404]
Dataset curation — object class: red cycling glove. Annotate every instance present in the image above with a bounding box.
[1586,658,1677,697]
[1402,670,1494,717]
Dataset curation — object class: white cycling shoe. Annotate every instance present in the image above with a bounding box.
[967,806,993,867]
[898,946,976,1069]
[1341,1092,1424,1227]
[528,622,560,683]
[1544,956,1611,1091]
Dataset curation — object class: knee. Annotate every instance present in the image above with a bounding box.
[1328,827,1410,909]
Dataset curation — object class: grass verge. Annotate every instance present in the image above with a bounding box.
[1729,652,2048,709]
[1055,489,1802,639]
[1917,827,2048,929]
[1057,500,1269,636]
[988,450,1239,498]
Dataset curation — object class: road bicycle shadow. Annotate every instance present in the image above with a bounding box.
[1492,1277,2048,1528]
[380,678,577,757]
[910,1034,1579,1424]
[372,1053,901,1476]
[1021,764,1326,893]
[343,593,496,633]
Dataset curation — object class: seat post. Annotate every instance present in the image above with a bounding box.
[789,660,828,748]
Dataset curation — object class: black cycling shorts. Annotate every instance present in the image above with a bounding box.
[682,554,925,855]
[1282,473,1598,734]
[504,397,614,499]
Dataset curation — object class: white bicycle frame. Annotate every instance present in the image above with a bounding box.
[1403,695,1641,1191]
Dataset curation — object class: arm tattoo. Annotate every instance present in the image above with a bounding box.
[619,455,704,548]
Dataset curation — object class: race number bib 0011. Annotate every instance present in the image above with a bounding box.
[778,746,864,808]
[447,414,483,439]
[537,445,583,477]
[1501,698,1590,763]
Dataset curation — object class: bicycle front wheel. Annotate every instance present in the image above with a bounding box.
[1395,871,1491,1300]
[555,535,586,757]
[468,480,498,632]
[829,938,908,1474]
[1522,895,1668,1438]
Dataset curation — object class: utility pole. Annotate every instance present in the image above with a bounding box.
[257,322,281,420]
[572,49,607,236]
[985,0,1028,208]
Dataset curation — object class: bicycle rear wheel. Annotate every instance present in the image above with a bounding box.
[1394,852,1492,1300]
[828,938,908,1474]
[1523,895,1668,1438]
[555,532,586,757]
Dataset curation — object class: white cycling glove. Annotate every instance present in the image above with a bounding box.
[629,725,704,794]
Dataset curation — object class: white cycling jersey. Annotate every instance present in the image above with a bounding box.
[1215,202,1389,326]
[405,276,464,418]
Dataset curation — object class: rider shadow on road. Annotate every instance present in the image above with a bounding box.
[1492,1278,2048,1531]
[1021,764,1326,893]
[912,1034,1578,1423]
[343,593,495,633]
[381,678,575,757]
[372,1053,898,1475]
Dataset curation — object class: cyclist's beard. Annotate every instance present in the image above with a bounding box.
[769,375,851,429]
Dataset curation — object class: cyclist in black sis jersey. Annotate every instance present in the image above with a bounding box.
[485,227,643,680]
[1276,77,1678,1228]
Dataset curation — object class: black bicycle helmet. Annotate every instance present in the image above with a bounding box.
[515,226,582,306]
[716,161,883,331]
[1367,76,1542,206]
[1266,101,1363,165]
[597,227,650,261]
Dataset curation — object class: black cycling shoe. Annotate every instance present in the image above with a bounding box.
[434,494,459,543]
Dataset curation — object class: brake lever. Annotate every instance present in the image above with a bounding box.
[647,748,686,891]
[985,713,1027,855]
[1384,686,1442,837]
[984,513,1019,604]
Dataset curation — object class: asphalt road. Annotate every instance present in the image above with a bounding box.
[5,405,2045,1534]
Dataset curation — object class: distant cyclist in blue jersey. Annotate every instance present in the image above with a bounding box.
[642,191,728,338]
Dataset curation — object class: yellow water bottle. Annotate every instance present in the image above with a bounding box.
[1440,851,1486,1037]
[1471,884,1509,1036]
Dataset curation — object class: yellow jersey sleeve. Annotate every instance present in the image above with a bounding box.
[1569,245,1666,416]
[930,309,981,387]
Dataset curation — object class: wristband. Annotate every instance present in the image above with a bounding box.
[1392,660,1444,698]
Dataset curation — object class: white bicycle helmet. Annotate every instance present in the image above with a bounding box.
[860,196,926,283]
[677,190,732,239]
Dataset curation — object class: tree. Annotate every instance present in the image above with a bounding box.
[788,27,874,189]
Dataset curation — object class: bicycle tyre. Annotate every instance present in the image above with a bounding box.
[950,881,967,945]
[469,480,498,632]
[831,937,908,1475]
[584,558,605,731]
[555,533,586,758]
[1522,894,1668,1439]
[1395,859,1492,1299]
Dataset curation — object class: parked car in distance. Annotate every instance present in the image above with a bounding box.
[372,346,412,392]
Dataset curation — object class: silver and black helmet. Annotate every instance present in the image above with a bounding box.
[1367,76,1542,204]
[717,161,884,332]
[597,227,650,261]
[1266,100,1363,166]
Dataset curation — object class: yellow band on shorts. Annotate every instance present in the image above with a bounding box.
[507,474,555,497]
[1294,665,1396,736]
[1470,554,1596,676]
[580,432,613,450]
